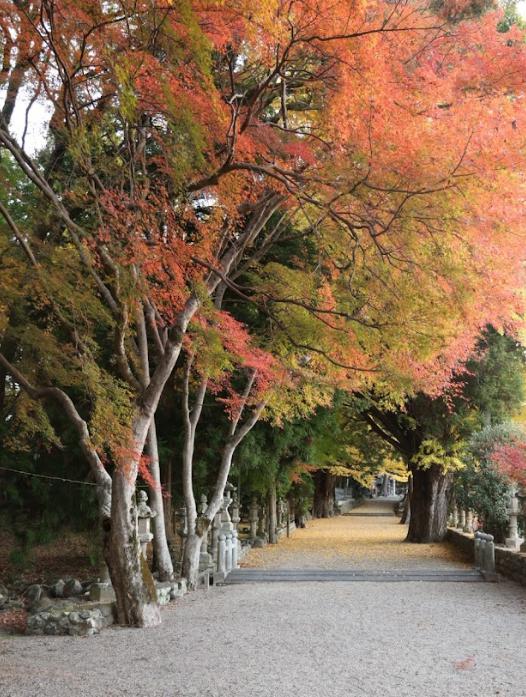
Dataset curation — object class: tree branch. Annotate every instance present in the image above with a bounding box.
[0,350,112,516]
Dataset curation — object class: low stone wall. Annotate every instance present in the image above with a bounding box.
[156,578,188,605]
[26,577,190,636]
[27,600,115,637]
[446,528,475,561]
[494,547,526,587]
[446,527,526,587]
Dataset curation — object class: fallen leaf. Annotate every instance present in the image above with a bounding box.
[454,656,476,671]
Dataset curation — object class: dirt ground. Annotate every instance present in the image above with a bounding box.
[0,531,99,635]
[0,531,99,586]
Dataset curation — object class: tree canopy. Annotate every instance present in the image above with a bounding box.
[1,0,526,625]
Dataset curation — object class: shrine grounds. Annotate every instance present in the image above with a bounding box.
[2,501,526,697]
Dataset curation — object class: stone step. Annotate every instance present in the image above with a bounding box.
[345,512,394,517]
[224,568,483,584]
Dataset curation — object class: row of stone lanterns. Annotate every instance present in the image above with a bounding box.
[248,494,292,545]
[91,484,252,601]
[135,482,296,586]
[173,483,241,583]
[174,485,295,580]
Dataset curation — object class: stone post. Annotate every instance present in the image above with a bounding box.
[225,531,233,572]
[483,533,497,582]
[463,509,474,534]
[217,533,226,575]
[137,490,156,560]
[505,487,520,550]
[458,507,466,530]
[232,528,239,568]
[249,496,259,542]
[475,531,498,582]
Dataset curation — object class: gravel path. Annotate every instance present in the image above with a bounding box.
[1,498,526,697]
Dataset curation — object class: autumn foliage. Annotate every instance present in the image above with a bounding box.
[2,0,526,404]
[492,440,526,487]
[2,0,526,624]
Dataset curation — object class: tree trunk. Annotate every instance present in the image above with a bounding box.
[268,483,277,544]
[182,530,203,590]
[162,456,175,542]
[381,474,390,497]
[312,470,335,518]
[104,469,161,627]
[146,420,174,581]
[1,60,29,127]
[406,466,451,542]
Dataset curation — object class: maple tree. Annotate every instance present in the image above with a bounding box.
[178,319,278,588]
[1,0,526,625]
[491,441,526,486]
[453,422,526,540]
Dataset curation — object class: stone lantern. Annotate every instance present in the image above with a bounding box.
[231,490,241,528]
[137,490,156,560]
[506,486,521,550]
